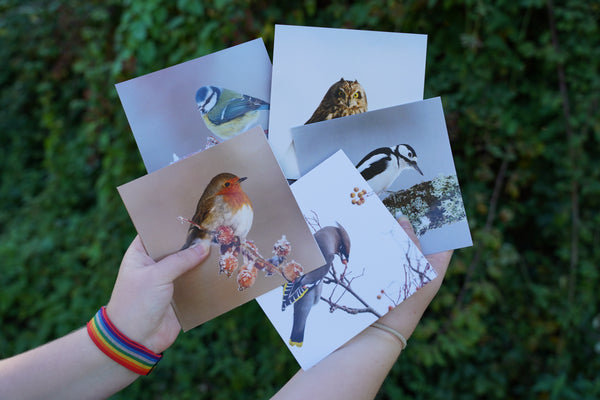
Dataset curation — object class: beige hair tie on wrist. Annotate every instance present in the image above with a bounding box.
[371,322,407,350]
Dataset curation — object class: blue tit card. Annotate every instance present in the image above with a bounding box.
[291,97,473,256]
[115,38,272,173]
[117,127,325,331]
[267,24,427,179]
[256,150,437,370]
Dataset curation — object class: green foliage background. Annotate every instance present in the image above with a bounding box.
[1,0,599,398]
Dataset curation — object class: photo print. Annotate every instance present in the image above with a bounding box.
[117,127,324,330]
[257,150,436,370]
[116,38,272,173]
[291,97,473,255]
[267,24,428,179]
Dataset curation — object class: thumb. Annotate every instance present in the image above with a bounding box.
[396,215,422,251]
[155,241,211,283]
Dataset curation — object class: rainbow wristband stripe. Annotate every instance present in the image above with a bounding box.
[87,306,162,375]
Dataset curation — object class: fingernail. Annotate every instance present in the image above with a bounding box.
[396,214,410,223]
[190,240,210,256]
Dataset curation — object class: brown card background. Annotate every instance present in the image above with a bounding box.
[118,127,324,330]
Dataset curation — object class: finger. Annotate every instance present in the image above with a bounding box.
[119,235,155,271]
[396,215,422,251]
[155,241,211,283]
[425,249,453,276]
[128,235,150,256]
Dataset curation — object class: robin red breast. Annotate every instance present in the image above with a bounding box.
[181,173,253,251]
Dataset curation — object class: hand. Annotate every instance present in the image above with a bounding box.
[105,236,210,353]
[376,216,453,340]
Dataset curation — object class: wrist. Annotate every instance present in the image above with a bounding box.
[87,307,163,375]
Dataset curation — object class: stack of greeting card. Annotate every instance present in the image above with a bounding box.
[115,25,472,370]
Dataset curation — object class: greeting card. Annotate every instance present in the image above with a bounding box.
[116,38,272,173]
[257,150,436,369]
[117,127,324,330]
[292,97,472,255]
[267,24,427,178]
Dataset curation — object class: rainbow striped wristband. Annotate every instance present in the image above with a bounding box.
[87,306,163,375]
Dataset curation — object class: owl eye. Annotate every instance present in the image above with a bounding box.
[337,90,345,98]
[353,92,361,99]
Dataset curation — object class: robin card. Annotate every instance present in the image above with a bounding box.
[117,127,325,330]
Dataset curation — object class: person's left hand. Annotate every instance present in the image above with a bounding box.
[105,236,210,353]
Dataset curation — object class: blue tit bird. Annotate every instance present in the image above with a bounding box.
[195,86,269,140]
[356,144,423,196]
[281,223,351,347]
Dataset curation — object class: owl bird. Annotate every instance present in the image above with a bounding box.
[305,78,368,124]
[195,86,269,140]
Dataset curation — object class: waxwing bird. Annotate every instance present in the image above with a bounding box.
[181,173,253,250]
[195,86,269,140]
[356,144,423,196]
[282,223,351,347]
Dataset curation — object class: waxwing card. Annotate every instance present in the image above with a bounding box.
[267,24,427,179]
[256,150,437,370]
[291,97,473,255]
[115,38,272,173]
[117,127,325,330]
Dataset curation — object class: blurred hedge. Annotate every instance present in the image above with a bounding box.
[1,0,599,398]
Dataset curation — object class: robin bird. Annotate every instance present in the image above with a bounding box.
[195,86,269,140]
[181,173,254,251]
[281,223,351,347]
[356,144,423,196]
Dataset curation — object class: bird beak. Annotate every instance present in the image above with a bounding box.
[413,163,424,176]
[237,177,248,184]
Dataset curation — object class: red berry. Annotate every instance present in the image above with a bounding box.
[273,236,291,257]
[219,251,238,277]
[283,260,303,281]
[216,225,235,245]
[237,264,257,290]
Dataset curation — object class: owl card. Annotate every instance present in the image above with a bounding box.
[115,38,272,173]
[117,127,325,331]
[256,150,437,370]
[291,97,473,256]
[267,24,428,179]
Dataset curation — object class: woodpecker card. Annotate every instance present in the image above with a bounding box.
[115,38,272,173]
[256,150,437,370]
[267,24,427,179]
[291,97,473,256]
[117,127,325,331]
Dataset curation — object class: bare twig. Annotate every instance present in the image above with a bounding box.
[304,210,322,233]
[320,297,381,317]
[322,267,380,318]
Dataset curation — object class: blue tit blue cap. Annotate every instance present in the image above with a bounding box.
[195,86,220,104]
